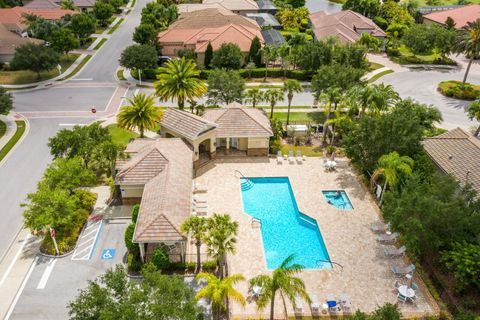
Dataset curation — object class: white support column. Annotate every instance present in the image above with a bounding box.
[139,243,145,262]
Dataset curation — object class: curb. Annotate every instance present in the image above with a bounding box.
[0,115,30,169]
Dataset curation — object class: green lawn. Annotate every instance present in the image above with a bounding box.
[59,55,91,81]
[269,111,325,123]
[0,120,6,140]
[79,37,95,49]
[108,18,124,34]
[0,120,26,162]
[93,38,107,50]
[410,0,480,5]
[107,124,139,147]
[280,144,323,157]
[0,54,80,85]
[390,46,455,65]
[257,105,312,109]
[369,62,384,71]
[368,69,394,83]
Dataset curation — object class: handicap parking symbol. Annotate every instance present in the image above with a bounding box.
[101,249,116,260]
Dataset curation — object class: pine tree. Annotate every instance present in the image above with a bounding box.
[204,42,213,69]
[248,36,262,67]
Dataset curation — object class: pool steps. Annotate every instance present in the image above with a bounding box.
[240,178,254,191]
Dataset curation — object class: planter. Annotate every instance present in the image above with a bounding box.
[438,80,480,100]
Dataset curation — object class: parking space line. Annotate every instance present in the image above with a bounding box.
[80,227,100,239]
[36,259,57,290]
[71,221,103,261]
[5,257,38,320]
[84,221,101,231]
[0,234,31,288]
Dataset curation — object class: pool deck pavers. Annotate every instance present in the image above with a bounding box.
[192,157,439,319]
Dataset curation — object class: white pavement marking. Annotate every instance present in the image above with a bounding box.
[134,89,139,96]
[70,78,93,81]
[36,258,57,290]
[58,123,88,127]
[0,234,31,288]
[4,257,38,320]
[71,221,103,261]
[104,86,120,112]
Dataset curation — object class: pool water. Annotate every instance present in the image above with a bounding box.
[240,177,331,269]
[322,190,353,210]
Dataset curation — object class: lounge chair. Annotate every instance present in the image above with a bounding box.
[310,294,321,314]
[276,151,283,164]
[340,294,352,313]
[371,222,390,233]
[296,151,302,164]
[193,195,207,203]
[376,232,398,243]
[294,296,304,315]
[193,207,208,216]
[326,294,338,314]
[250,285,262,300]
[288,151,295,164]
[391,263,415,277]
[193,202,208,209]
[384,245,406,258]
[193,183,207,194]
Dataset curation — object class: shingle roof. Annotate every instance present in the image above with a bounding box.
[116,139,193,243]
[160,108,218,141]
[423,4,480,29]
[202,102,273,137]
[423,127,480,196]
[309,10,386,43]
[0,24,43,55]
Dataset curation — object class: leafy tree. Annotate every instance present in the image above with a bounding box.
[332,43,368,69]
[140,2,178,30]
[249,254,311,320]
[211,43,243,69]
[371,151,414,206]
[276,7,309,31]
[42,157,96,193]
[369,83,400,116]
[48,122,111,169]
[27,17,59,40]
[60,0,75,9]
[403,24,437,55]
[358,32,381,52]
[132,23,157,46]
[343,0,380,18]
[453,19,480,88]
[372,303,401,320]
[175,48,196,60]
[91,140,124,178]
[151,247,170,270]
[264,89,284,119]
[296,40,333,71]
[195,273,245,320]
[466,101,480,136]
[117,93,163,138]
[244,88,264,108]
[244,61,256,79]
[445,16,456,30]
[283,79,302,125]
[154,58,207,110]
[311,64,364,95]
[379,0,414,26]
[260,45,278,80]
[93,2,114,26]
[119,44,158,84]
[441,242,480,289]
[11,43,60,80]
[432,24,456,58]
[206,69,245,105]
[68,265,202,320]
[287,33,307,69]
[248,36,262,67]
[0,86,13,115]
[50,28,79,54]
[100,0,123,13]
[70,13,96,43]
[181,216,208,273]
[204,42,213,69]
[204,214,238,278]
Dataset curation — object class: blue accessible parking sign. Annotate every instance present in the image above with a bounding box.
[101,249,116,260]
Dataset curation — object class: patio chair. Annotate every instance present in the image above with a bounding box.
[276,151,283,164]
[391,263,415,277]
[296,151,302,164]
[370,221,390,233]
[193,183,208,194]
[376,232,398,243]
[384,245,406,258]
[310,294,321,314]
[288,151,295,164]
[397,292,408,304]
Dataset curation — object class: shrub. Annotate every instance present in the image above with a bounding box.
[269,138,282,154]
[372,303,401,320]
[201,260,217,272]
[386,47,400,57]
[326,145,336,155]
[127,251,143,272]
[185,262,196,273]
[438,81,480,100]
[124,223,137,253]
[74,189,97,211]
[151,247,170,270]
[131,204,140,223]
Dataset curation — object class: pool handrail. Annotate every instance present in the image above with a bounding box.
[316,259,344,270]
[234,169,248,179]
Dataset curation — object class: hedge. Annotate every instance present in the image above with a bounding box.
[438,80,480,100]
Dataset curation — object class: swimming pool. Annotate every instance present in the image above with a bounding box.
[240,177,331,269]
[322,190,353,210]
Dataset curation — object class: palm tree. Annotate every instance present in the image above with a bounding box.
[467,101,480,137]
[244,88,264,108]
[325,109,354,145]
[181,216,208,273]
[371,151,414,206]
[264,89,284,119]
[249,254,311,320]
[205,214,239,278]
[195,273,245,320]
[261,45,278,81]
[154,57,207,110]
[283,79,303,125]
[117,93,163,138]
[370,83,399,116]
[453,19,480,89]
[320,86,342,145]
[345,85,375,117]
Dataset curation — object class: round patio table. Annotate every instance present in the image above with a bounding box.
[398,285,415,299]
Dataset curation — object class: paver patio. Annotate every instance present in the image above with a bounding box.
[192,157,439,319]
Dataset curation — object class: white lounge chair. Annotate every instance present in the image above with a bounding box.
[193,183,207,194]
[340,294,352,313]
[276,151,283,164]
[376,232,398,243]
[193,202,208,209]
[384,245,406,258]
[288,151,295,164]
[371,222,390,233]
[193,194,207,203]
[326,294,338,314]
[294,296,304,315]
[193,207,208,216]
[310,294,321,314]
[296,151,302,164]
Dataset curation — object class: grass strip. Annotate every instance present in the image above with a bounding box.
[0,120,26,162]
[368,70,394,83]
[60,55,92,81]
[93,38,107,50]
[0,120,6,139]
[108,18,124,34]
[116,69,126,80]
[131,0,136,7]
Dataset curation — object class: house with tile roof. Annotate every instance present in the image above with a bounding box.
[0,23,43,63]
[115,138,193,262]
[157,8,264,65]
[422,127,480,197]
[178,0,262,15]
[309,10,386,44]
[422,4,480,29]
[24,0,96,12]
[0,7,77,33]
[160,102,273,170]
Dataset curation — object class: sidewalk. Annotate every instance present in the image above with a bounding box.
[361,66,392,81]
[0,114,16,151]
